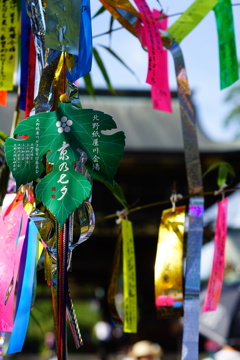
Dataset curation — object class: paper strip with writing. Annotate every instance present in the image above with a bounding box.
[122,219,137,333]
[202,197,228,312]
[214,0,239,89]
[167,0,219,44]
[0,0,18,90]
[134,1,172,112]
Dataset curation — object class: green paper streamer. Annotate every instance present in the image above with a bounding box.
[167,0,219,44]
[214,0,239,89]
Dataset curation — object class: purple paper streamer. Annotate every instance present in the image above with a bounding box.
[19,1,31,111]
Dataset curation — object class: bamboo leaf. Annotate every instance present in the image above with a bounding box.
[83,73,95,97]
[92,6,106,19]
[203,161,235,187]
[93,47,115,94]
[109,16,115,45]
[104,180,128,209]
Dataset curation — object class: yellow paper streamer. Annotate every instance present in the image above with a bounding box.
[154,206,185,318]
[167,0,219,44]
[122,219,137,333]
[0,0,18,90]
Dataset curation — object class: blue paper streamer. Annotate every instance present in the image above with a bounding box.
[67,0,92,82]
[19,1,31,111]
[165,38,204,360]
[182,197,204,360]
[7,220,38,354]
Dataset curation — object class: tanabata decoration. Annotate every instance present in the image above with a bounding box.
[164,37,204,360]
[4,100,125,357]
[0,188,44,354]
[108,217,137,333]
[202,197,228,312]
[213,0,239,89]
[166,0,219,44]
[134,1,172,113]
[155,206,186,319]
[5,103,125,227]
[0,91,7,107]
[0,0,239,359]
[0,0,18,91]
[2,1,126,358]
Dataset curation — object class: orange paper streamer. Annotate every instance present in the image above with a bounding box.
[0,91,7,106]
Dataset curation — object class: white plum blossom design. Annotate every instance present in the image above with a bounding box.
[56,116,73,133]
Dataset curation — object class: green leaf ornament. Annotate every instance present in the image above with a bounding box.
[5,103,125,227]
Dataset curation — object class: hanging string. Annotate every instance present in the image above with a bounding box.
[92,3,240,38]
[97,187,240,223]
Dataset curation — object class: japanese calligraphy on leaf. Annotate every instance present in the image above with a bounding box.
[5,103,125,226]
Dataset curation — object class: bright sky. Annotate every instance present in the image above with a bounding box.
[82,0,240,143]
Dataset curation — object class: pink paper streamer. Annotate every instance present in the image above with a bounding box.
[0,194,29,331]
[202,197,228,312]
[134,2,172,112]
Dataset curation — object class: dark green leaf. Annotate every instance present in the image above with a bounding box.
[203,161,235,187]
[83,73,95,97]
[104,180,128,209]
[109,16,115,44]
[92,6,106,19]
[30,310,45,336]
[93,47,115,94]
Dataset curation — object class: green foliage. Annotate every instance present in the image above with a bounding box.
[93,47,115,94]
[83,73,95,97]
[90,9,138,96]
[203,161,235,187]
[104,180,128,209]
[92,5,106,19]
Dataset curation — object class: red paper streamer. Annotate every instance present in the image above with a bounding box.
[0,91,7,106]
[202,197,228,312]
[134,1,172,112]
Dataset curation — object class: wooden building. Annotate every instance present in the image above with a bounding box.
[1,89,240,355]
